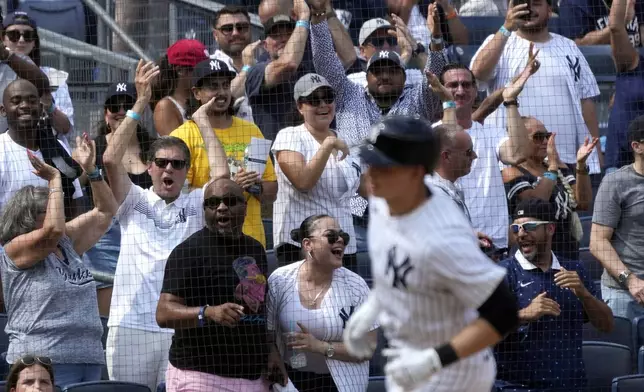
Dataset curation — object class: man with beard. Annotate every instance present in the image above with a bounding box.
[495,198,613,391]
[0,79,81,214]
[172,59,277,248]
[157,178,287,392]
[470,0,603,174]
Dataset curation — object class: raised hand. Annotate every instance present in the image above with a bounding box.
[546,133,561,170]
[292,0,310,21]
[504,0,530,32]
[242,40,263,68]
[426,3,441,37]
[504,43,540,101]
[388,13,415,63]
[27,151,60,181]
[72,133,97,173]
[134,59,160,103]
[425,71,455,102]
[576,136,599,164]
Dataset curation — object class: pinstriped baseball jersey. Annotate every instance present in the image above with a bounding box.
[368,184,507,391]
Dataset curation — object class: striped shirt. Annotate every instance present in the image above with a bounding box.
[424,173,471,222]
[310,20,447,217]
[368,184,506,391]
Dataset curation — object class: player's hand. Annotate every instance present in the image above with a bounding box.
[206,303,244,327]
[343,294,380,359]
[233,167,260,190]
[554,267,587,297]
[627,275,644,304]
[383,345,442,390]
[519,292,560,322]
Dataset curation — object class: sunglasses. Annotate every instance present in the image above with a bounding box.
[449,147,475,158]
[311,229,350,245]
[300,90,335,107]
[368,36,397,48]
[105,101,134,114]
[532,132,552,143]
[445,80,475,89]
[510,221,550,233]
[203,195,245,209]
[216,22,251,35]
[20,355,52,367]
[153,158,187,170]
[5,30,37,43]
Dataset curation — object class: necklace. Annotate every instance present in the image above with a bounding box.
[303,276,330,306]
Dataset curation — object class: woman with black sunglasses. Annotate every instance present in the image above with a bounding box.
[267,214,376,392]
[272,73,365,273]
[6,355,55,392]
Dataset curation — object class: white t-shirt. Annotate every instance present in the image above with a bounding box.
[271,125,360,254]
[434,121,509,248]
[348,69,424,88]
[368,186,506,391]
[470,32,601,173]
[210,50,255,124]
[108,185,205,332]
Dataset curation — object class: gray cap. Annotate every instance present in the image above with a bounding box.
[293,73,333,101]
[366,50,405,72]
[359,18,392,46]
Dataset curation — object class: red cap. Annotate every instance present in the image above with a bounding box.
[167,39,209,67]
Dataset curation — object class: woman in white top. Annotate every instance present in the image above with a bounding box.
[267,214,376,392]
[272,73,364,273]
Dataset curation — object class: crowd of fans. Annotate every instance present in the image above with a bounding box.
[0,0,642,391]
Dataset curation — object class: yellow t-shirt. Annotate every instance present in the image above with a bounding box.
[171,117,276,247]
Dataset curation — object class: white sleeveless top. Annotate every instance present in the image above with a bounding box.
[166,96,187,121]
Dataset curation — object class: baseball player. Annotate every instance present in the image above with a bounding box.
[343,116,520,392]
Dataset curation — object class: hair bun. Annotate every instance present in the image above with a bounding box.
[290,228,302,243]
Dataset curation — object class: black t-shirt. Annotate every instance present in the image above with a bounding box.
[162,227,270,379]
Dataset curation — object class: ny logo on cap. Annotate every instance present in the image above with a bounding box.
[376,18,385,25]
[210,60,221,71]
[379,51,390,58]
[310,75,322,84]
[517,209,525,216]
[116,83,127,92]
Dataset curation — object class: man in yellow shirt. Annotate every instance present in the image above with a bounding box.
[172,59,277,248]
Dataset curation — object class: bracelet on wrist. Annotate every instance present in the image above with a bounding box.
[576,164,589,175]
[499,25,512,37]
[47,103,56,114]
[542,171,558,182]
[442,101,456,110]
[49,187,64,195]
[503,100,519,107]
[295,20,310,30]
[241,65,252,73]
[126,110,141,121]
[198,305,210,327]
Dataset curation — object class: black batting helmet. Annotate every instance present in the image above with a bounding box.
[359,115,441,173]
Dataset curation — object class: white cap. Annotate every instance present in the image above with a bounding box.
[358,18,392,46]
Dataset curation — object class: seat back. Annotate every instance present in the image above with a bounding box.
[63,381,151,392]
[583,316,633,351]
[639,346,644,374]
[579,248,604,282]
[15,0,86,42]
[0,314,8,355]
[262,218,273,250]
[583,341,632,392]
[612,375,644,392]
[632,317,644,351]
[366,376,386,392]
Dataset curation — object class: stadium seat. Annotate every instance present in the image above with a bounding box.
[266,249,278,275]
[580,248,603,282]
[262,218,273,250]
[638,346,644,374]
[631,317,644,351]
[63,380,151,392]
[0,314,8,355]
[583,316,633,351]
[13,0,87,42]
[583,341,632,392]
[579,216,592,249]
[367,376,386,392]
[612,375,644,392]
[0,352,9,380]
[0,380,62,391]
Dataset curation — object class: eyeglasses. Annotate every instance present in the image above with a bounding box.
[300,90,335,107]
[445,80,475,89]
[510,221,550,233]
[216,22,251,35]
[153,158,187,170]
[311,230,350,245]
[203,195,245,209]
[20,355,52,367]
[105,101,133,114]
[5,30,37,43]
[448,147,475,158]
[368,36,397,48]
[532,132,552,143]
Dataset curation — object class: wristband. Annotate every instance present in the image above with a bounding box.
[576,164,589,175]
[47,103,56,114]
[126,110,141,121]
[198,305,210,327]
[295,20,310,30]
[87,168,103,182]
[503,100,519,107]
[241,65,252,73]
[436,343,459,367]
[542,171,558,182]
[49,188,64,195]
[499,25,512,37]
[442,101,456,110]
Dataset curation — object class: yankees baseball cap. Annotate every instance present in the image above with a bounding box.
[264,14,294,35]
[3,11,37,29]
[358,18,391,46]
[167,39,209,67]
[366,50,405,72]
[104,82,136,104]
[513,198,555,222]
[293,73,333,101]
[192,59,237,87]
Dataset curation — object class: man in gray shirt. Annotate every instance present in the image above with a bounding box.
[591,114,644,319]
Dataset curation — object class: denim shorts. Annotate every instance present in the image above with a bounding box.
[84,218,120,289]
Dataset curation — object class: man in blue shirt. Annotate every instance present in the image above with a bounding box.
[495,198,614,391]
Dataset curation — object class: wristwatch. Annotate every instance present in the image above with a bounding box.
[412,42,426,57]
[325,343,335,358]
[431,36,444,46]
[618,270,632,286]
[87,168,104,182]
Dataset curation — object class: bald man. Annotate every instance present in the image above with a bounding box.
[157,177,287,392]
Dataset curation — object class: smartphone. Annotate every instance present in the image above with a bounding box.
[514,0,532,19]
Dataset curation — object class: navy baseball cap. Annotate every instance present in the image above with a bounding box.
[192,59,236,87]
[359,116,440,172]
[263,14,295,35]
[514,198,556,222]
[104,82,136,104]
[3,11,37,29]
[366,50,405,72]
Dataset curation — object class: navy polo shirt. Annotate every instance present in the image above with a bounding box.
[495,251,598,392]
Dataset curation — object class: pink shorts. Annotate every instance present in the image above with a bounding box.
[165,362,271,392]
